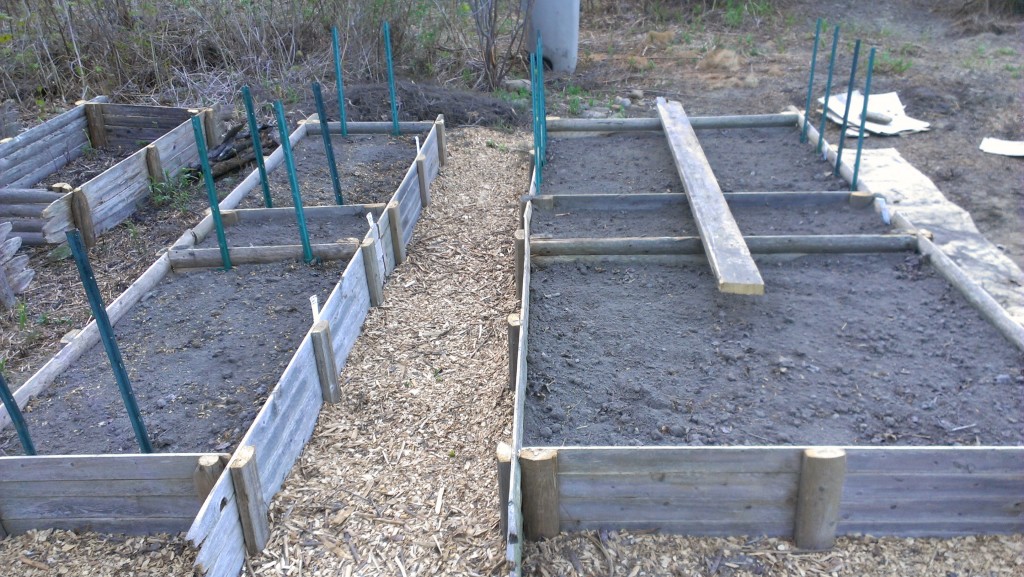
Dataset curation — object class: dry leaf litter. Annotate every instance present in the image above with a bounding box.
[0,128,1021,576]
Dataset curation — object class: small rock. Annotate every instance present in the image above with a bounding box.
[614,96,631,108]
[995,374,1012,386]
[668,425,687,438]
[501,78,531,92]
[628,89,644,101]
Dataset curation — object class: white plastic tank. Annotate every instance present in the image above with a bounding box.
[525,0,580,73]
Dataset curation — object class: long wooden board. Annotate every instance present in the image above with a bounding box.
[656,98,764,295]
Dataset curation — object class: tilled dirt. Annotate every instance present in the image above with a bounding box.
[525,254,1024,447]
[0,261,342,455]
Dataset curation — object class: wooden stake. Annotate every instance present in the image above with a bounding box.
[311,320,340,404]
[361,238,384,307]
[145,144,166,183]
[202,108,221,147]
[520,448,559,540]
[514,229,526,298]
[435,115,447,167]
[497,442,513,537]
[387,201,405,265]
[70,188,96,248]
[795,447,846,550]
[416,154,430,207]
[193,454,226,501]
[84,103,107,148]
[0,261,15,311]
[849,191,875,208]
[507,313,521,391]
[229,445,270,555]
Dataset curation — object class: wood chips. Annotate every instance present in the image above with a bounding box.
[0,127,1021,576]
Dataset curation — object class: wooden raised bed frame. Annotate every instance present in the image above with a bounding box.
[0,116,446,577]
[0,97,217,246]
[503,108,1024,576]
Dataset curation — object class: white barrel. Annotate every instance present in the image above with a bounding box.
[526,0,580,73]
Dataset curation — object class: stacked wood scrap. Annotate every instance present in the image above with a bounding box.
[0,221,34,310]
[186,123,276,179]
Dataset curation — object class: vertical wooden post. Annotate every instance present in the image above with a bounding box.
[145,144,166,183]
[229,445,270,555]
[497,442,512,537]
[435,114,447,167]
[0,263,15,311]
[193,454,226,501]
[311,320,340,404]
[416,154,431,207]
[507,313,521,391]
[387,201,405,265]
[203,107,222,147]
[70,188,96,248]
[361,238,384,307]
[514,229,526,298]
[520,448,559,540]
[84,103,107,148]
[795,447,847,550]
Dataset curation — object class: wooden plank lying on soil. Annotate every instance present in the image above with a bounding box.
[168,241,359,269]
[306,120,436,135]
[530,234,917,257]
[546,113,801,133]
[528,191,855,211]
[223,203,385,225]
[656,98,764,295]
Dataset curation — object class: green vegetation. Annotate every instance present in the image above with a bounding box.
[150,171,195,214]
[874,49,913,75]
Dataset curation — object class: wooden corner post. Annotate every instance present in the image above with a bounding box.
[416,154,431,207]
[507,313,521,391]
[229,445,270,555]
[361,238,384,307]
[193,454,227,501]
[514,229,526,298]
[311,320,340,404]
[84,103,107,149]
[794,447,847,550]
[435,114,447,167]
[497,442,513,537]
[386,201,405,265]
[520,448,559,540]
[69,187,96,248]
[145,144,166,184]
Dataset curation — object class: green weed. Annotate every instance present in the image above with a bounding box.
[874,50,912,75]
[150,171,194,214]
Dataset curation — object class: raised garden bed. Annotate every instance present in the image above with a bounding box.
[503,107,1024,576]
[0,115,446,577]
[0,98,211,246]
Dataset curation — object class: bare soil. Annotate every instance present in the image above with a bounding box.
[525,254,1024,447]
[0,261,342,455]
[560,0,1023,269]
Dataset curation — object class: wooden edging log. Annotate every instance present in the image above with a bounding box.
[657,98,764,295]
[520,448,559,540]
[304,120,436,135]
[527,191,859,212]
[168,241,359,270]
[229,445,270,555]
[507,313,521,391]
[530,234,917,257]
[217,203,386,229]
[497,442,513,537]
[0,189,65,204]
[919,235,1024,352]
[545,113,800,133]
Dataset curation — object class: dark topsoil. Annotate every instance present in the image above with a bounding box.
[0,261,343,455]
[524,254,1024,448]
[240,133,417,208]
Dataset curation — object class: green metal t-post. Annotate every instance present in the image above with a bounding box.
[66,229,152,453]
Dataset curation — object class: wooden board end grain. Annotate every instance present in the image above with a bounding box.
[656,97,764,295]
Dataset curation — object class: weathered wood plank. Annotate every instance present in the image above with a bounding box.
[560,498,795,525]
[306,120,435,135]
[530,235,916,257]
[842,473,1023,497]
[187,465,236,545]
[529,191,854,211]
[0,118,90,187]
[559,519,794,536]
[844,447,1024,474]
[559,472,799,501]
[151,120,199,177]
[0,477,197,498]
[193,490,244,571]
[79,148,148,206]
[837,519,1024,536]
[0,495,202,520]
[228,203,385,225]
[3,516,194,536]
[657,98,763,294]
[0,453,217,482]
[556,447,803,475]
[100,104,192,123]
[840,497,1023,521]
